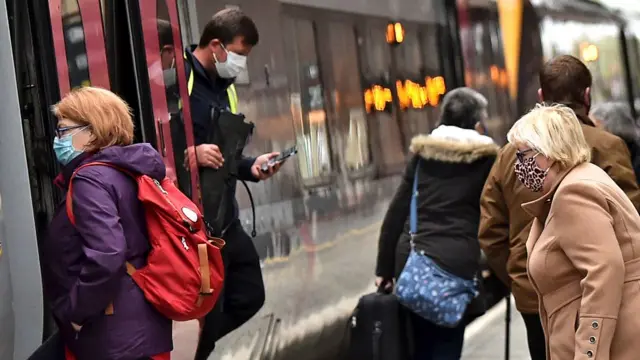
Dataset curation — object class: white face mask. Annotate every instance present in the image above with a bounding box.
[213,45,247,79]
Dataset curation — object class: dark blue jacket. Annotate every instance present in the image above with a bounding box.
[184,45,258,224]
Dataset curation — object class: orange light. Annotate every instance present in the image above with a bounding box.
[499,69,509,88]
[386,24,395,44]
[490,65,500,83]
[394,23,405,44]
[425,76,446,107]
[364,85,393,113]
[386,22,404,44]
[365,76,446,113]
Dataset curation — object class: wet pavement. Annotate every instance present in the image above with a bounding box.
[462,297,530,360]
[171,201,389,360]
[168,194,531,360]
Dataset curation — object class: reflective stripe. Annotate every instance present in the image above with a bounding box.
[186,51,194,96]
[182,51,238,114]
[227,84,238,114]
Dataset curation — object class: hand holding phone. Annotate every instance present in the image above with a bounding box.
[261,146,297,172]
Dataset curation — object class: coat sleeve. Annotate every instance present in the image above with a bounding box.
[554,182,624,360]
[595,136,640,212]
[238,156,259,182]
[375,156,417,279]
[67,173,127,325]
[478,149,511,285]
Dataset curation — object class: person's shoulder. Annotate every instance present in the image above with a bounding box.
[581,123,626,150]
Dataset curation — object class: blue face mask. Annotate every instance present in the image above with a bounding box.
[53,133,84,166]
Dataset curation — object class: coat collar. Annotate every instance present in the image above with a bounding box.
[553,103,595,127]
[409,125,499,164]
[521,164,578,220]
[53,152,95,190]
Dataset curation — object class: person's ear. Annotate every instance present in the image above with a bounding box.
[537,88,544,102]
[584,87,591,108]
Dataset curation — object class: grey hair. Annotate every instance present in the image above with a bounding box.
[439,87,488,130]
[590,102,640,144]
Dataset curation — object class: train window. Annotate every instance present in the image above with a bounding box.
[134,0,185,184]
[357,21,406,174]
[325,22,371,174]
[459,5,512,142]
[285,17,333,184]
[49,0,111,94]
[61,0,90,90]
[154,0,194,195]
[627,22,640,112]
[539,18,629,105]
[394,24,443,140]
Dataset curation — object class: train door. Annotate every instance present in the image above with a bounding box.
[13,0,113,345]
[2,0,45,357]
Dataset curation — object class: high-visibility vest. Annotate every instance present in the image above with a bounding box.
[181,52,238,114]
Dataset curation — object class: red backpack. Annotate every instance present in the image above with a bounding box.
[66,161,225,321]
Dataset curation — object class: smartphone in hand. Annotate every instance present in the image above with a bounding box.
[261,146,297,172]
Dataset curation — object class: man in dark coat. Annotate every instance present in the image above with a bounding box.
[177,9,283,360]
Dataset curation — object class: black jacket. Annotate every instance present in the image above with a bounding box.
[375,126,499,281]
[182,46,258,227]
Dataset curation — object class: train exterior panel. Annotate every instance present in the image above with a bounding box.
[1,0,638,359]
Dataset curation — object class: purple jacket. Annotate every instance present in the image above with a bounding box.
[43,144,172,360]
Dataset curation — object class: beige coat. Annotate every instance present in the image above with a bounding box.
[479,112,640,314]
[523,162,640,360]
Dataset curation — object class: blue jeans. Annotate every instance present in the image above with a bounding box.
[411,312,465,360]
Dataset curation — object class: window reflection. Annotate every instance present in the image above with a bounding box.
[357,21,405,173]
[154,0,191,193]
[326,22,371,173]
[458,4,512,141]
[627,22,640,112]
[61,0,90,88]
[288,18,333,182]
[344,108,369,171]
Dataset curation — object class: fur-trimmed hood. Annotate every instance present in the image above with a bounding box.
[409,125,499,163]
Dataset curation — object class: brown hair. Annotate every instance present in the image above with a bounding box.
[539,55,592,107]
[198,8,259,48]
[52,87,134,151]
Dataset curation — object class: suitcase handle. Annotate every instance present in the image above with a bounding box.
[377,279,393,294]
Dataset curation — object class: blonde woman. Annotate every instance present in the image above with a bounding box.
[508,104,640,360]
[43,87,172,360]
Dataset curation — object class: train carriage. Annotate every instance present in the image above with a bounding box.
[0,0,638,359]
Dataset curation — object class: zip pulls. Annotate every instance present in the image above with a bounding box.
[154,179,168,195]
[71,322,83,340]
[153,178,196,233]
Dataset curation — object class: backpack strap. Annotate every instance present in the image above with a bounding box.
[66,161,135,225]
[65,161,136,316]
[196,243,214,307]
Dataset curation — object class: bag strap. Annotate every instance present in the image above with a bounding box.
[66,161,135,226]
[409,160,420,247]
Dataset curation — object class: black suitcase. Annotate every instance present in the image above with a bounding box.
[346,286,410,360]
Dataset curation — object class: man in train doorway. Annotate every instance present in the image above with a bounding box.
[478,55,640,360]
[181,8,281,360]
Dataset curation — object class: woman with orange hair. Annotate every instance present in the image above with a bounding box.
[43,87,172,360]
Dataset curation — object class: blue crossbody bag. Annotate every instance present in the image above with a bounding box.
[395,160,479,328]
